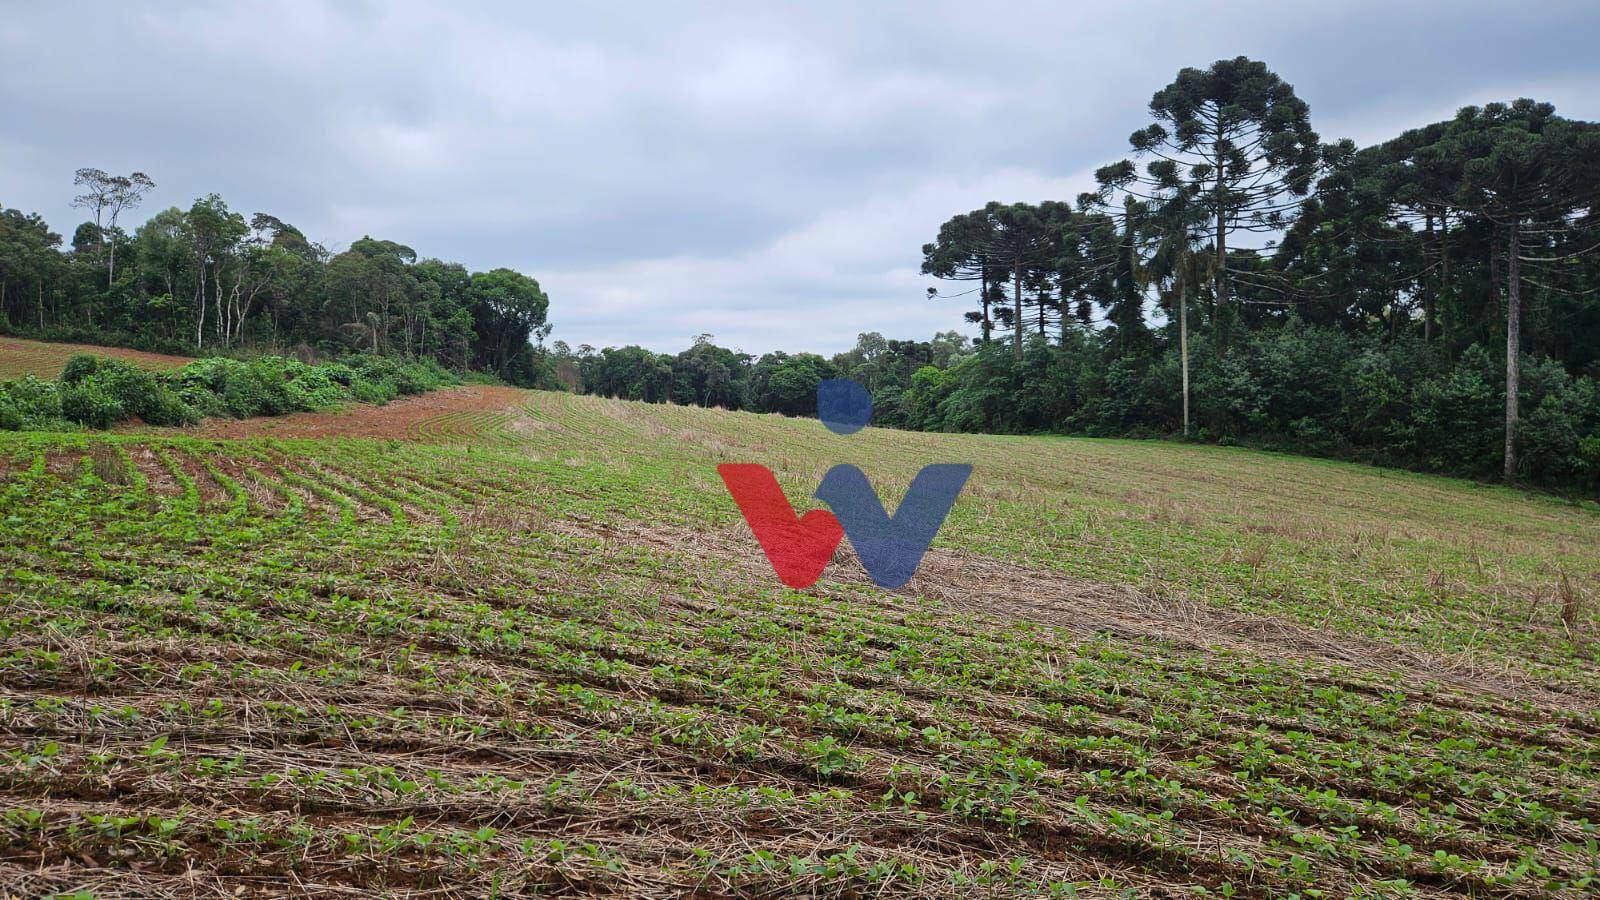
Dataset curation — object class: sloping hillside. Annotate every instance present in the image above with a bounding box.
[2,387,1597,896]
[0,336,192,380]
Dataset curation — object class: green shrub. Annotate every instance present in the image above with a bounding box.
[393,367,424,395]
[343,354,397,385]
[170,357,237,393]
[1520,374,1600,490]
[321,363,357,387]
[142,390,200,427]
[238,358,298,416]
[60,354,104,384]
[393,358,447,395]
[167,358,241,418]
[351,377,396,405]
[219,373,265,417]
[1407,346,1502,478]
[60,379,125,429]
[88,358,196,426]
[171,383,232,419]
[284,367,349,410]
[167,357,301,418]
[0,376,65,431]
[7,352,458,432]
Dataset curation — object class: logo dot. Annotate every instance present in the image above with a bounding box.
[818,379,872,435]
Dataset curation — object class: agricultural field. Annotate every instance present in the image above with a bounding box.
[2,385,1598,896]
[0,337,192,380]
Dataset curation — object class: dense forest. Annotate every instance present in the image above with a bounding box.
[555,59,1600,497]
[4,57,1599,494]
[0,174,552,385]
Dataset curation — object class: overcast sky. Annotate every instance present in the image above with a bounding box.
[4,2,1599,355]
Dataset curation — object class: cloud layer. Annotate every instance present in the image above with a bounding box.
[4,1,1598,354]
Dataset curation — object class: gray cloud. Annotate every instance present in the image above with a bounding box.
[4,1,1598,354]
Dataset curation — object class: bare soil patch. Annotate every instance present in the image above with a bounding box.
[182,384,531,440]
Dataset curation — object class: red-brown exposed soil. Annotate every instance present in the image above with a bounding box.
[180,384,531,440]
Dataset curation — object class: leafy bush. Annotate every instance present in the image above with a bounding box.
[284,366,347,409]
[391,356,453,395]
[0,376,65,430]
[321,363,358,387]
[344,354,400,386]
[223,358,297,417]
[351,378,396,405]
[1407,346,1502,477]
[57,355,195,428]
[60,379,125,429]
[90,358,196,426]
[60,354,104,384]
[2,352,460,433]
[166,358,243,418]
[1520,373,1600,491]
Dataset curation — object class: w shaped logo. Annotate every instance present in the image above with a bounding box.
[718,380,971,589]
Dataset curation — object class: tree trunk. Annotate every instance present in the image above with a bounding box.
[979,264,990,344]
[1504,222,1521,483]
[196,265,207,348]
[1489,227,1502,328]
[231,274,258,347]
[1438,209,1454,351]
[1013,253,1023,360]
[214,271,226,346]
[1422,212,1436,342]
[1180,274,1190,438]
[1213,140,1228,335]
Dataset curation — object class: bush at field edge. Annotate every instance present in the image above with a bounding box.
[0,352,462,432]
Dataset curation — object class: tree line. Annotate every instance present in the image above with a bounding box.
[0,175,553,385]
[912,58,1600,493]
[546,332,972,418]
[568,58,1600,497]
